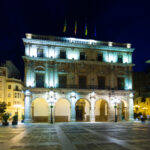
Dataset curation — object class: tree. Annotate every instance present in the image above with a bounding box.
[0,102,7,114]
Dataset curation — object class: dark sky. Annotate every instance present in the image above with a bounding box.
[1,0,150,79]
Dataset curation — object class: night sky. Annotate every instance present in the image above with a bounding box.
[1,0,150,79]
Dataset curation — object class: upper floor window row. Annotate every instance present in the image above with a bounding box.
[8,85,21,91]
[26,47,132,63]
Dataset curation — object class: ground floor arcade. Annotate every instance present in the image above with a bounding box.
[24,89,134,122]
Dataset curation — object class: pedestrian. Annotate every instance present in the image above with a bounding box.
[141,115,145,123]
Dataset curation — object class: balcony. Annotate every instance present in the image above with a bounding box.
[57,85,110,90]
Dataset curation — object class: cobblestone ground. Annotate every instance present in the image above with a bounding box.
[0,122,150,150]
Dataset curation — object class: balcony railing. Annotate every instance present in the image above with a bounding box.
[57,85,126,90]
[27,34,131,48]
[34,84,126,90]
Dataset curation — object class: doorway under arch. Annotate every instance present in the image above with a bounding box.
[75,99,90,121]
[121,100,127,120]
[32,98,49,122]
[54,99,71,122]
[95,99,108,121]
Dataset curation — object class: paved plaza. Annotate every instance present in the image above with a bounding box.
[0,122,150,150]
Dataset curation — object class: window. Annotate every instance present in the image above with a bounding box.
[59,75,67,88]
[37,48,43,57]
[79,76,87,89]
[98,76,105,89]
[8,102,11,106]
[97,53,103,62]
[60,50,66,59]
[117,77,124,90]
[141,97,145,102]
[8,85,11,89]
[80,52,86,60]
[36,73,44,88]
[118,55,123,63]
[8,93,11,97]
[15,85,19,91]
[14,93,17,98]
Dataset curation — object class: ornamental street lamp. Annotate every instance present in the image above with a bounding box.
[112,98,120,122]
[47,90,56,124]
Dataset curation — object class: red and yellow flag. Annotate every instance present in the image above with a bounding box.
[74,21,77,35]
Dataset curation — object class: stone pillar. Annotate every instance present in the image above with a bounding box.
[118,103,122,121]
[90,99,95,122]
[71,98,76,121]
[108,103,114,122]
[24,90,32,123]
[45,63,49,88]
[55,64,59,88]
[129,93,134,121]
[110,66,115,89]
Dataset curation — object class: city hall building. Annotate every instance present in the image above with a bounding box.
[23,33,134,123]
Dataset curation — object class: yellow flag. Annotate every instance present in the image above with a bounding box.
[85,24,88,36]
[63,19,67,33]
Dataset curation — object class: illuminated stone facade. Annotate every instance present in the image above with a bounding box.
[23,33,134,122]
[0,61,24,120]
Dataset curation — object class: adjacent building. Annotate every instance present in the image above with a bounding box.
[23,33,134,122]
[133,61,150,118]
[0,61,24,120]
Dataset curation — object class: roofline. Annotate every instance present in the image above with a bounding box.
[22,33,134,51]
[22,38,134,53]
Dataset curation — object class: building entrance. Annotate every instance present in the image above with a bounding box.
[75,99,90,121]
[76,105,84,121]
[95,100,108,121]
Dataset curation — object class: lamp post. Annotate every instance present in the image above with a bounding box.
[112,98,120,122]
[47,90,56,124]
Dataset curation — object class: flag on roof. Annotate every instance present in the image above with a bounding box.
[63,18,67,33]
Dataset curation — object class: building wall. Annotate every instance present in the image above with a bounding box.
[0,65,24,120]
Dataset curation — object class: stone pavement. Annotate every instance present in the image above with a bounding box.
[0,122,150,150]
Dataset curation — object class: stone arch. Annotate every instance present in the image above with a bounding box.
[31,97,49,122]
[54,98,71,122]
[75,98,91,121]
[95,99,108,121]
[34,66,45,71]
